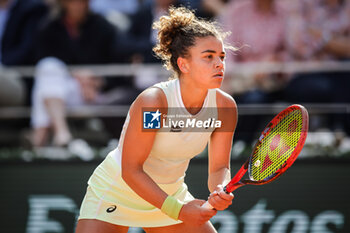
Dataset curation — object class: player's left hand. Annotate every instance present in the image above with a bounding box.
[208,185,234,210]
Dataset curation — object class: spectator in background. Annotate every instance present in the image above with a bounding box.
[126,0,181,91]
[218,0,288,103]
[35,0,123,65]
[0,0,47,108]
[284,0,350,103]
[0,0,48,66]
[90,0,140,16]
[220,0,287,63]
[177,0,234,19]
[89,0,140,32]
[200,0,234,19]
[284,0,350,135]
[31,0,124,147]
[127,0,181,64]
[217,0,289,143]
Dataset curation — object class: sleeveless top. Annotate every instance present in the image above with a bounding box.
[114,79,218,184]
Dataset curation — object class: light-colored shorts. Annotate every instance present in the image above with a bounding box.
[78,152,194,227]
[31,57,83,128]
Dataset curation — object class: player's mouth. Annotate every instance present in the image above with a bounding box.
[213,71,224,78]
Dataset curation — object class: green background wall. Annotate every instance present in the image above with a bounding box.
[1,159,349,233]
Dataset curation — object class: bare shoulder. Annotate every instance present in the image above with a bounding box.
[215,89,237,132]
[216,89,237,109]
[126,87,168,133]
[131,86,168,110]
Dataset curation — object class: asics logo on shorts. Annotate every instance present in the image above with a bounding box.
[106,205,117,213]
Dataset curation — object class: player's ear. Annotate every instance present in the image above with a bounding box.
[177,57,189,73]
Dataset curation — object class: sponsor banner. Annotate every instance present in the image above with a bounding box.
[0,160,349,233]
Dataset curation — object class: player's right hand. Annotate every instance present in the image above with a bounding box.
[178,199,217,226]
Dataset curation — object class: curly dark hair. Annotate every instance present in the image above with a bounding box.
[152,6,234,77]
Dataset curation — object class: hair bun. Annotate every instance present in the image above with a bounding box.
[168,7,194,29]
[153,7,195,59]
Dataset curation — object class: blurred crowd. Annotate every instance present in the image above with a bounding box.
[0,0,349,150]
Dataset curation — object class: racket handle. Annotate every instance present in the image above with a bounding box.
[202,186,231,209]
[202,200,214,209]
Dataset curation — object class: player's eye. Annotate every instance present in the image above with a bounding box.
[220,56,225,61]
[206,54,213,59]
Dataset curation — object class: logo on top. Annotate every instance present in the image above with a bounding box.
[143,110,161,129]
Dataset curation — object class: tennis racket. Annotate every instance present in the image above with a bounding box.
[203,104,309,209]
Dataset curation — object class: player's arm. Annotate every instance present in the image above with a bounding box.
[207,90,237,210]
[121,87,168,209]
[121,87,216,225]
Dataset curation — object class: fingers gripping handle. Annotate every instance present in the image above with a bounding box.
[202,186,230,209]
[202,200,214,209]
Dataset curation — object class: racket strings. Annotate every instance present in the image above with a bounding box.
[249,110,304,181]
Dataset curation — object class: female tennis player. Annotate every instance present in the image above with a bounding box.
[76,6,237,233]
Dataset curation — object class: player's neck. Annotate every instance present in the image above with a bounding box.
[179,79,208,115]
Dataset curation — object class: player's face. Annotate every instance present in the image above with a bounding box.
[184,36,226,89]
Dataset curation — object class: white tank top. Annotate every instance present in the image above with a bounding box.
[115,79,218,184]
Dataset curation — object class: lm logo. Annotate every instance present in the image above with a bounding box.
[143,110,161,129]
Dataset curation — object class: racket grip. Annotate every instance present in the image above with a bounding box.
[202,200,214,209]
